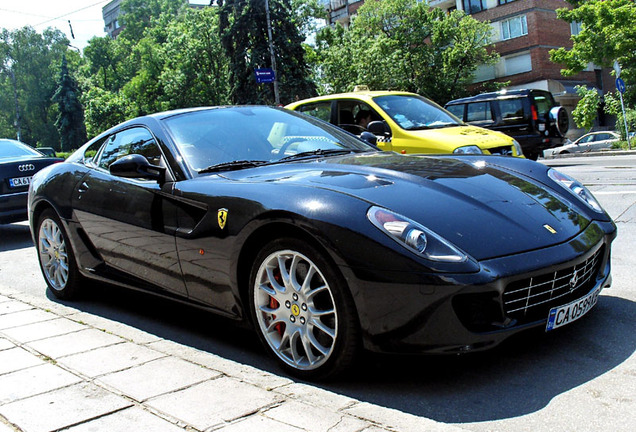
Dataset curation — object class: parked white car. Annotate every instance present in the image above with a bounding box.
[544,131,620,158]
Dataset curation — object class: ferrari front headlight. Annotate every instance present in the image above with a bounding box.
[548,168,603,213]
[368,207,467,262]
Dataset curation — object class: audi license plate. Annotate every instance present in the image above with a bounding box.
[546,286,601,331]
[9,176,32,187]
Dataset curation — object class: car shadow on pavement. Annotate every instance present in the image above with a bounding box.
[48,277,635,424]
[0,222,33,252]
[322,294,636,423]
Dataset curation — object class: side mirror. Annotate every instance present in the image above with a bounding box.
[367,120,391,137]
[359,131,378,146]
[110,154,165,182]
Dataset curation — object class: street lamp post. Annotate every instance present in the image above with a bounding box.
[264,0,280,105]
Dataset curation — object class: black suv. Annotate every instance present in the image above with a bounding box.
[445,89,569,160]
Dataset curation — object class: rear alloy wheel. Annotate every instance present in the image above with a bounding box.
[36,209,81,299]
[249,238,359,379]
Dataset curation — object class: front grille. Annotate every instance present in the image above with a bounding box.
[487,146,514,156]
[503,246,604,323]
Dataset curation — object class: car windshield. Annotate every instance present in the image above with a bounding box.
[162,106,374,172]
[0,139,43,159]
[373,95,462,130]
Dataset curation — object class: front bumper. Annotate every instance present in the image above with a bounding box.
[346,220,616,354]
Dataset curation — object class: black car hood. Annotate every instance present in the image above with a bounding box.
[220,152,597,260]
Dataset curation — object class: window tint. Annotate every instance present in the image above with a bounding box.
[532,94,554,117]
[297,101,331,123]
[497,98,524,121]
[98,127,161,170]
[466,102,493,123]
[446,104,464,119]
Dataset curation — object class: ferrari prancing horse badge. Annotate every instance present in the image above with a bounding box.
[218,208,228,229]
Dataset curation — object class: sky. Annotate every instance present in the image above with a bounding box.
[0,0,211,50]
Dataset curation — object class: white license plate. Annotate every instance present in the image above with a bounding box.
[9,176,32,187]
[546,286,601,331]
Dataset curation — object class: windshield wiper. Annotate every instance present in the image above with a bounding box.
[198,160,268,174]
[278,148,358,162]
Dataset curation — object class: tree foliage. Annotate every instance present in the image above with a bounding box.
[0,27,72,148]
[550,0,636,106]
[218,0,316,104]
[52,56,87,152]
[313,0,498,104]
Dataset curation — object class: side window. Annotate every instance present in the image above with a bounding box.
[466,102,493,123]
[83,136,109,167]
[97,127,162,170]
[498,98,524,121]
[446,104,465,120]
[296,102,331,123]
[580,135,594,143]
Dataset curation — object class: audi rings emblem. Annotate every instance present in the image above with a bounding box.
[18,164,35,172]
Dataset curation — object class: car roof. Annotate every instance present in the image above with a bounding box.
[445,89,550,105]
[287,90,420,106]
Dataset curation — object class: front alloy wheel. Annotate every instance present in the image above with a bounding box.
[36,209,81,299]
[250,239,358,379]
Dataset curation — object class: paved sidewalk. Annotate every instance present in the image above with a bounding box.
[0,285,465,432]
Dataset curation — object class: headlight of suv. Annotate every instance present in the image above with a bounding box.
[367,207,467,262]
[453,145,483,155]
[548,168,603,213]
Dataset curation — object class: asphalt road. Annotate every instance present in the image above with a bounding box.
[1,154,634,432]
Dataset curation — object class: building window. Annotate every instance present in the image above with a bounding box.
[570,21,583,36]
[501,15,527,40]
[463,0,485,14]
[498,0,517,4]
[504,52,532,76]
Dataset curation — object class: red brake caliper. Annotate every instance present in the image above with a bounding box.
[271,269,284,336]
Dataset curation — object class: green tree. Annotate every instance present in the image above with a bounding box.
[52,55,87,152]
[550,0,636,106]
[0,27,73,148]
[219,0,316,104]
[313,0,498,104]
[570,85,601,132]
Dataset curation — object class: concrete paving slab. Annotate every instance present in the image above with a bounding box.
[147,339,293,390]
[0,301,32,315]
[0,421,15,432]
[263,400,369,432]
[0,363,82,404]
[96,356,220,402]
[65,312,162,344]
[0,317,84,343]
[26,328,123,358]
[0,338,13,351]
[219,415,304,432]
[146,376,283,430]
[0,347,45,375]
[275,382,358,412]
[0,382,131,432]
[62,406,184,432]
[58,342,166,378]
[0,309,55,330]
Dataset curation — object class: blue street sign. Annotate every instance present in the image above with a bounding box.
[254,68,275,83]
[616,77,626,94]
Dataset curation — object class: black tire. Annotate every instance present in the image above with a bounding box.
[35,208,82,299]
[248,238,360,380]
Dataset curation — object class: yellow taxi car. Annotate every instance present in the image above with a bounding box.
[286,89,523,157]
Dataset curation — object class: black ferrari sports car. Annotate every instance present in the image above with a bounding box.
[1,138,62,224]
[28,106,616,379]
